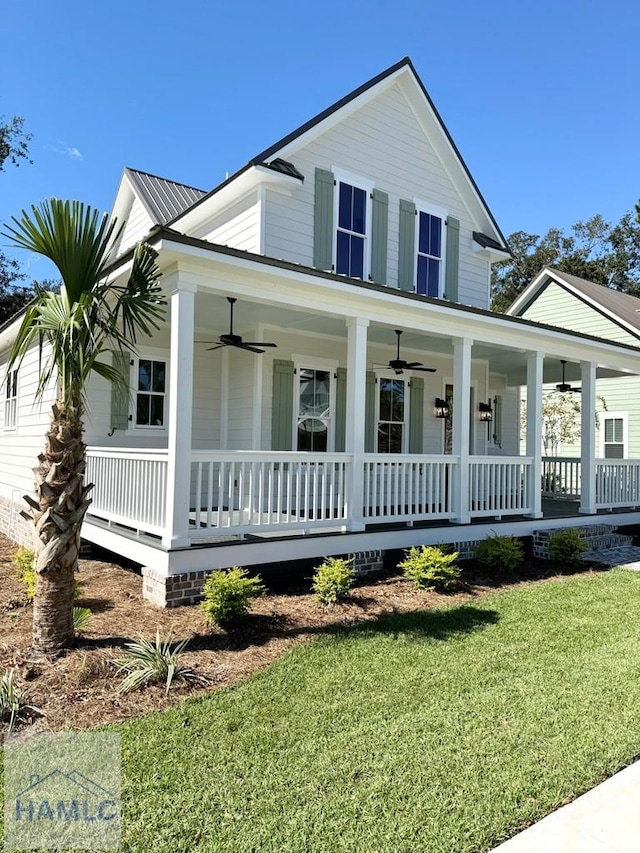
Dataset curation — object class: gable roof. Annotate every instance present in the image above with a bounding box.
[125,167,206,225]
[169,57,509,250]
[506,267,640,341]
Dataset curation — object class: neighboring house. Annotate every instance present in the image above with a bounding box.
[2,58,640,606]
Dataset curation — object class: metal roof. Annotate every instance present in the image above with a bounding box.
[125,168,206,225]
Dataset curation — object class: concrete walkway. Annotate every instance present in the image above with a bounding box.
[492,760,640,852]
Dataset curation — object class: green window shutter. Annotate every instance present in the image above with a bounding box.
[110,350,131,432]
[398,199,416,291]
[408,377,424,454]
[271,359,295,451]
[493,394,503,449]
[365,371,376,453]
[334,367,347,452]
[444,216,460,302]
[313,168,335,271]
[370,189,388,284]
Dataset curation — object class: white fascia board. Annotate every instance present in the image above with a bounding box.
[171,165,300,236]
[157,238,640,375]
[473,244,511,262]
[505,268,554,316]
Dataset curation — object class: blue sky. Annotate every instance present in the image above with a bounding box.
[2,0,639,280]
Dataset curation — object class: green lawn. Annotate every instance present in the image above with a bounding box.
[16,570,640,852]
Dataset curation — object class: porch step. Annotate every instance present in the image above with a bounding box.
[533,524,633,561]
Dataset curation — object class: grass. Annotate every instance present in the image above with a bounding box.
[9,569,640,852]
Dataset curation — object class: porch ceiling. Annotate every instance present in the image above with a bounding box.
[192,291,638,384]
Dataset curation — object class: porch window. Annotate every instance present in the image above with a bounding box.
[296,367,332,452]
[377,378,406,453]
[135,358,166,428]
[4,368,17,430]
[416,208,443,297]
[602,414,626,459]
[336,180,368,279]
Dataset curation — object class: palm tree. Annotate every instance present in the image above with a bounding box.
[3,199,165,654]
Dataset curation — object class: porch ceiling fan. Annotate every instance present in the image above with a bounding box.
[556,359,581,393]
[196,297,277,354]
[381,329,437,376]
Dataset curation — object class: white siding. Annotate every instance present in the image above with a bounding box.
[227,348,255,449]
[197,195,260,253]
[117,196,154,256]
[263,82,492,308]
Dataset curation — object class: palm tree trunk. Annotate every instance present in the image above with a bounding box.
[22,401,93,653]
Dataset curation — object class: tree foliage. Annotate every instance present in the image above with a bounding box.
[491,210,640,312]
[0,116,31,172]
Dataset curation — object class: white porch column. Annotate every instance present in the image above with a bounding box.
[525,351,544,519]
[580,360,597,515]
[163,282,196,548]
[345,317,369,532]
[452,337,472,524]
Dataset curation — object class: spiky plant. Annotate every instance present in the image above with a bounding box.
[115,631,197,696]
[2,200,165,653]
[0,669,39,731]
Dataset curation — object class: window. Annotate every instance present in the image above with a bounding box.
[336,181,367,279]
[5,369,17,430]
[415,206,444,297]
[296,367,332,452]
[601,413,627,459]
[134,358,166,428]
[377,377,406,453]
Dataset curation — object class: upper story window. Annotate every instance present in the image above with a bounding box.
[296,365,334,452]
[416,211,443,297]
[5,368,17,431]
[134,358,167,428]
[336,182,367,279]
[377,377,406,453]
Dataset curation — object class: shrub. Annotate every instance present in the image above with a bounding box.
[474,535,524,577]
[0,669,39,731]
[548,528,586,566]
[398,546,460,592]
[12,547,35,600]
[312,557,355,605]
[73,606,92,635]
[115,631,197,696]
[200,567,263,627]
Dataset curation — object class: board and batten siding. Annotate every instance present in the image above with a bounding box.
[262,81,491,309]
[520,282,640,347]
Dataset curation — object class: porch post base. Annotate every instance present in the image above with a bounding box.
[162,535,191,549]
[579,506,597,516]
[451,515,471,525]
[347,521,366,532]
[525,512,544,520]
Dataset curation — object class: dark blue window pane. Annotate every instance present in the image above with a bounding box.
[427,258,440,297]
[429,216,441,257]
[338,183,352,230]
[352,187,366,234]
[351,235,364,278]
[418,212,429,255]
[336,230,350,275]
[416,255,428,294]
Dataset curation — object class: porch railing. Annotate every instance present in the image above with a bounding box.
[468,456,532,517]
[189,451,351,538]
[541,456,581,499]
[86,447,168,536]
[596,460,640,509]
[363,455,455,522]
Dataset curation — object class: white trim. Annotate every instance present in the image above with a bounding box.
[128,348,170,435]
[598,410,628,459]
[4,367,18,432]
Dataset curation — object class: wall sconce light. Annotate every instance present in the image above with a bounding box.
[478,402,493,422]
[435,398,450,419]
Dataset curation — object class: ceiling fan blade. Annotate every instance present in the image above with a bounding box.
[413,366,437,373]
[206,343,226,352]
[404,361,424,369]
[241,341,277,348]
[236,343,266,354]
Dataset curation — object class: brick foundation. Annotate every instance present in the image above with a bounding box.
[347,550,384,577]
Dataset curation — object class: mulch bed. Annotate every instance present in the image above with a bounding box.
[0,535,603,734]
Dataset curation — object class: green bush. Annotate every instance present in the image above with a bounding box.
[12,547,35,600]
[473,535,524,577]
[548,528,586,566]
[115,631,197,696]
[312,557,355,605]
[200,567,263,627]
[398,546,460,592]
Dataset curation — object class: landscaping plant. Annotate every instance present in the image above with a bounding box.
[115,631,196,696]
[312,557,355,605]
[399,545,460,591]
[72,606,92,636]
[12,546,35,600]
[200,567,264,628]
[548,528,586,566]
[0,669,39,731]
[473,534,524,577]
